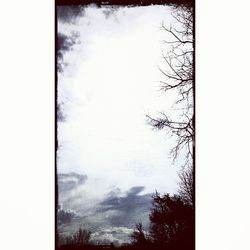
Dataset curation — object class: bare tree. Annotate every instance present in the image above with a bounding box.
[178,165,194,206]
[65,228,91,246]
[147,4,194,167]
[131,222,149,246]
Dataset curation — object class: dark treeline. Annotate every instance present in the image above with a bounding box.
[57,167,194,250]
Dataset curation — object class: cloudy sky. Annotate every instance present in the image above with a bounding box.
[57,4,183,244]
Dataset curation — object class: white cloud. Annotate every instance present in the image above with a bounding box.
[57,5,183,206]
[91,226,134,245]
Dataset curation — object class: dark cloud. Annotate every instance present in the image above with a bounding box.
[57,6,85,23]
[58,184,152,243]
[58,206,77,224]
[97,186,152,229]
[58,172,87,193]
[126,186,145,196]
[57,33,72,60]
[102,7,119,19]
[57,103,66,122]
[57,32,80,73]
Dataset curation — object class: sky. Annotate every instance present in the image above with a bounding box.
[57,4,184,244]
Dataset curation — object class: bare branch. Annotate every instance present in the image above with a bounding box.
[147,6,194,168]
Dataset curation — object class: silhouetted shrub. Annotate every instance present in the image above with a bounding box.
[65,228,91,246]
[131,222,149,246]
[149,192,194,249]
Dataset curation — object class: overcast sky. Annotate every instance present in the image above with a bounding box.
[57,4,182,207]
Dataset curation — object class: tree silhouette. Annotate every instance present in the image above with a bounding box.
[147,4,194,167]
[178,165,194,206]
[131,222,149,246]
[149,192,194,249]
[146,7,195,249]
[65,228,91,247]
